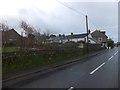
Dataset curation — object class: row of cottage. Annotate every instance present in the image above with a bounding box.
[2,28,109,48]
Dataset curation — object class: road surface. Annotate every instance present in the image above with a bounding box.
[4,47,119,88]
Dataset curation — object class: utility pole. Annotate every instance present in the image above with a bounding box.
[86,15,89,53]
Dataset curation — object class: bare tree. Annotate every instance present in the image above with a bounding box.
[0,23,9,31]
[20,21,36,48]
[40,29,51,44]
[20,21,34,35]
[0,23,10,46]
[33,29,41,46]
[41,32,48,44]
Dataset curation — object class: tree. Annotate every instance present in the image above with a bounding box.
[20,21,36,48]
[0,23,10,46]
[117,42,120,46]
[33,30,41,46]
[41,32,49,44]
[20,21,34,35]
[107,38,114,49]
[0,23,9,31]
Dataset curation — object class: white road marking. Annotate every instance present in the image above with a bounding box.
[108,51,118,61]
[108,56,114,61]
[114,51,118,56]
[116,51,118,53]
[114,53,116,55]
[114,53,116,56]
[68,87,74,90]
[90,62,105,75]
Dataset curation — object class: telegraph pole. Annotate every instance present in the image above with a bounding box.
[86,15,89,53]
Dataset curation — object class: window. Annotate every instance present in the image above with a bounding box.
[98,37,102,41]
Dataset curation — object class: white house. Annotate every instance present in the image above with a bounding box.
[49,33,100,44]
[65,33,99,44]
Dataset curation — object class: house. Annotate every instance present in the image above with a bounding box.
[2,28,22,47]
[49,32,100,44]
[66,33,99,44]
[66,33,87,43]
[91,30,108,47]
[49,32,100,49]
[49,34,67,43]
[49,34,59,43]
[2,28,50,48]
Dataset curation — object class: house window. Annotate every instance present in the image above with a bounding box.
[98,37,102,41]
[88,40,90,43]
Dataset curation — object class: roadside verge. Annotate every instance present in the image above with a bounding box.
[3,49,108,84]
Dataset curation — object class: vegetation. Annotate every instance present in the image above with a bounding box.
[0,47,2,52]
[1,21,107,75]
[3,48,83,74]
[117,42,120,46]
[2,47,20,52]
[107,39,114,49]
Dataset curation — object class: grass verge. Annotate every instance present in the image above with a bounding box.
[3,50,83,74]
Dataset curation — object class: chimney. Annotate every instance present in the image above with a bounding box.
[101,31,106,34]
[71,32,73,35]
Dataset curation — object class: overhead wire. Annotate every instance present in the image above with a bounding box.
[55,0,98,29]
[55,0,86,17]
[55,0,117,31]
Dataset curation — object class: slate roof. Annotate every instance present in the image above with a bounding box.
[66,33,88,39]
[91,30,108,38]
[91,30,108,43]
[50,34,56,38]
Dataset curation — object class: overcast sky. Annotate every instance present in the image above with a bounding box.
[0,0,118,42]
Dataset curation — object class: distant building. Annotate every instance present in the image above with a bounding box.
[49,34,67,43]
[91,30,108,47]
[49,32,100,44]
[49,34,59,43]
[66,33,99,44]
[2,28,22,47]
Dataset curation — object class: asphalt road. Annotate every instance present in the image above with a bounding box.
[5,47,119,88]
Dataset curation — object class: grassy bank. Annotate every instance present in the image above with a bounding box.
[3,43,105,74]
[3,49,83,74]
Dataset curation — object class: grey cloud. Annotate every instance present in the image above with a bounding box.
[0,1,118,42]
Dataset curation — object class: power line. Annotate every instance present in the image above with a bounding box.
[55,0,86,17]
[56,0,116,31]
[55,0,99,29]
